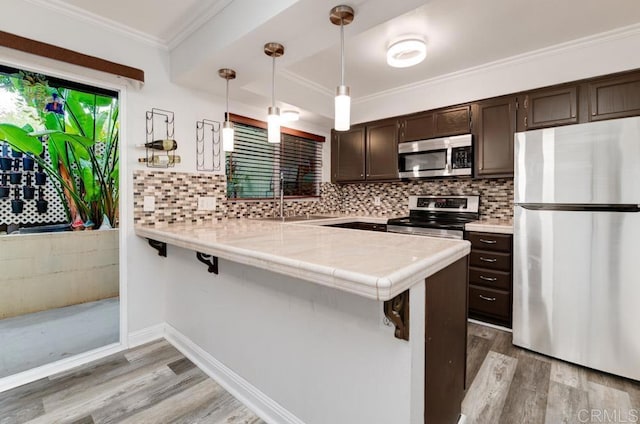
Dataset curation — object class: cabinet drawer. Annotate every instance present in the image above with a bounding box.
[467,232,512,252]
[469,267,511,291]
[469,251,511,272]
[469,285,510,319]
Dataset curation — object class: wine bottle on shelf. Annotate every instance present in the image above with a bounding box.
[136,139,178,151]
[138,155,181,166]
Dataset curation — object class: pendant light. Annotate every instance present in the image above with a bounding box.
[330,5,354,131]
[218,68,236,152]
[264,42,284,143]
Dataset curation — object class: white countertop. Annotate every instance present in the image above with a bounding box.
[135,218,470,301]
[465,218,513,234]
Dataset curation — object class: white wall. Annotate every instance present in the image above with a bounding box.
[163,245,414,424]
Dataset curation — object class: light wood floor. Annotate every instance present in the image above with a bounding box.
[463,322,640,424]
[1,324,639,424]
[0,339,264,424]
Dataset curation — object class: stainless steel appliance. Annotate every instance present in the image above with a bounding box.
[387,195,479,239]
[513,116,640,381]
[398,134,473,179]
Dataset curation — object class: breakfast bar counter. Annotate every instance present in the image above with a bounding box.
[135,218,470,424]
[135,218,470,301]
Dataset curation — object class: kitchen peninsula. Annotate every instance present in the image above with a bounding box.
[135,219,470,424]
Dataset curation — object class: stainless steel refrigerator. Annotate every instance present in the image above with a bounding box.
[513,116,640,381]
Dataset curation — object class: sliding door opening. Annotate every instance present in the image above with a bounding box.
[0,64,120,377]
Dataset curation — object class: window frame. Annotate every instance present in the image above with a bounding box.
[226,114,324,201]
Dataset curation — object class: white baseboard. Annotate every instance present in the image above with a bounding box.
[0,342,123,393]
[127,323,166,348]
[164,323,304,424]
[2,322,302,424]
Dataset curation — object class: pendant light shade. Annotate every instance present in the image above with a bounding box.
[267,106,281,144]
[218,68,236,152]
[222,121,234,152]
[330,5,354,131]
[334,85,351,131]
[264,42,284,144]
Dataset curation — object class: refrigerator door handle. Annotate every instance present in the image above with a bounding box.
[517,203,640,212]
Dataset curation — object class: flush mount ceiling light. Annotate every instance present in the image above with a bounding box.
[330,4,354,131]
[386,38,427,68]
[264,42,284,144]
[218,68,236,152]
[281,110,299,122]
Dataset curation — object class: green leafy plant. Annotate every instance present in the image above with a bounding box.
[0,70,119,227]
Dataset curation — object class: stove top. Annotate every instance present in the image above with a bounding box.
[387,195,480,231]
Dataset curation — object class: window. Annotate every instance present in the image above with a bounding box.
[226,116,323,200]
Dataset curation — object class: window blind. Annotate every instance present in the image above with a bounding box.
[226,122,322,199]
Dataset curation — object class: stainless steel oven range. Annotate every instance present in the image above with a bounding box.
[387,195,480,239]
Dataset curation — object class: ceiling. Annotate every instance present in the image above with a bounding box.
[43,0,640,128]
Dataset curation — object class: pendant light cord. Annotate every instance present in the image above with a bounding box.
[340,20,345,86]
[225,78,230,122]
[272,56,276,108]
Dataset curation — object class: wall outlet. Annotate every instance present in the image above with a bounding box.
[143,196,155,212]
[197,196,216,211]
[373,196,381,206]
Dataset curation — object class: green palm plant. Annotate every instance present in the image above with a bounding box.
[0,71,119,228]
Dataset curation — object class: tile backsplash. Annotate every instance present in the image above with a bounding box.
[133,170,513,225]
[341,178,513,219]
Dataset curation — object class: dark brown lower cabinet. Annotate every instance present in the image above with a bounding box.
[425,257,468,424]
[466,231,513,328]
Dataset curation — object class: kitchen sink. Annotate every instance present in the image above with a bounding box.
[257,215,338,222]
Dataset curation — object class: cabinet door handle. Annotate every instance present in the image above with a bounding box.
[479,295,497,302]
[480,275,498,282]
[480,257,497,263]
[479,238,497,244]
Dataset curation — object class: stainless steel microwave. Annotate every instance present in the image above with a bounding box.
[398,134,473,178]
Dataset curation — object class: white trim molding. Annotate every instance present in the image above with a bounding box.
[0,342,123,393]
[127,323,166,348]
[164,324,305,424]
[22,0,166,48]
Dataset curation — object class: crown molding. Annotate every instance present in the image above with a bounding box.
[166,0,234,50]
[280,68,334,98]
[353,22,640,105]
[23,0,167,49]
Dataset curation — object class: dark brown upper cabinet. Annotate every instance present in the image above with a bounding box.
[398,105,471,142]
[434,105,472,137]
[366,120,399,181]
[474,96,516,177]
[331,121,399,183]
[398,111,434,142]
[518,85,578,131]
[588,71,640,121]
[331,125,366,183]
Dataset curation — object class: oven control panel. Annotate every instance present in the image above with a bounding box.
[417,197,468,209]
[410,195,480,213]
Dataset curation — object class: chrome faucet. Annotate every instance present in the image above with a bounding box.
[273,171,285,220]
[279,171,284,219]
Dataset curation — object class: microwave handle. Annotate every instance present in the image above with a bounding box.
[445,146,452,173]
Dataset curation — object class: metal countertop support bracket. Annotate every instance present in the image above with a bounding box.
[384,290,410,341]
[196,252,219,274]
[148,239,167,257]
